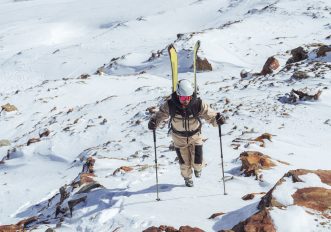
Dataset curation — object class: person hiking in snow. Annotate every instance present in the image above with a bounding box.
[148,79,225,187]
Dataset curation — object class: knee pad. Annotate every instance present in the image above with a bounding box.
[194,145,203,164]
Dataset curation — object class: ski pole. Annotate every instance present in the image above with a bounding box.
[153,129,161,201]
[218,122,227,195]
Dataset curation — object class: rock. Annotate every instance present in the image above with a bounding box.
[253,133,272,147]
[1,103,18,112]
[82,157,95,173]
[291,88,322,101]
[143,225,204,232]
[0,140,11,147]
[196,56,212,71]
[291,71,310,80]
[259,169,331,210]
[112,166,134,175]
[208,212,225,219]
[239,151,275,178]
[95,65,106,76]
[0,216,38,232]
[242,193,255,200]
[260,56,280,76]
[79,173,95,185]
[279,87,322,104]
[79,74,90,79]
[27,138,41,146]
[240,69,255,79]
[293,187,331,212]
[45,228,56,232]
[286,47,308,64]
[39,129,50,138]
[76,182,102,194]
[316,45,331,57]
[68,196,87,216]
[229,209,276,232]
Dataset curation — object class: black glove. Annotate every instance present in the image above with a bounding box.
[148,118,157,130]
[216,113,225,125]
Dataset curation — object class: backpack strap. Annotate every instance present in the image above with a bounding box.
[167,94,203,136]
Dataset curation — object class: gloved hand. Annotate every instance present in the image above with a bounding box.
[216,113,226,125]
[148,118,157,130]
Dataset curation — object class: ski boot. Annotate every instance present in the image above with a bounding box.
[184,178,194,187]
[194,170,201,178]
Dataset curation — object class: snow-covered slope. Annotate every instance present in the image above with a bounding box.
[0,0,331,231]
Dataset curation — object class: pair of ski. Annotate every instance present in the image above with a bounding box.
[167,40,200,94]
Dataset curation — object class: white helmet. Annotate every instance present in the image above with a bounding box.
[176,79,194,96]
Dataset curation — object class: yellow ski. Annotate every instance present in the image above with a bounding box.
[168,44,178,92]
[193,40,200,96]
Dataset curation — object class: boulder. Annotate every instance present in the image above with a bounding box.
[239,151,275,178]
[1,103,17,112]
[196,56,212,71]
[260,56,280,76]
[316,45,331,57]
[286,47,308,64]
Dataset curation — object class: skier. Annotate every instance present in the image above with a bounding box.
[148,79,226,187]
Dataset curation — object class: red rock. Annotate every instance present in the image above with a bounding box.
[260,56,280,75]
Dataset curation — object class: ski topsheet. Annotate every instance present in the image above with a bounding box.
[168,44,178,92]
[193,40,200,96]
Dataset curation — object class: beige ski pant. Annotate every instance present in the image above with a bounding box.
[172,132,205,179]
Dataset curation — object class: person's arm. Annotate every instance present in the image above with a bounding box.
[148,102,170,130]
[199,101,225,127]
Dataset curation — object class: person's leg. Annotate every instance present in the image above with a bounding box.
[191,144,204,177]
[175,147,193,179]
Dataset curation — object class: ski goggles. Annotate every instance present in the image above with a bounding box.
[179,96,192,101]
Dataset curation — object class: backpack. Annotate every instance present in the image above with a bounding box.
[167,92,202,137]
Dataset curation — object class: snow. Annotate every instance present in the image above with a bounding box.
[272,173,331,206]
[270,206,322,232]
[0,0,331,231]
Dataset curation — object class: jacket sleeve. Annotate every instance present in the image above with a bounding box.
[152,101,170,127]
[198,101,218,127]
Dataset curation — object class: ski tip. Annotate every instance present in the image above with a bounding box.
[168,44,175,52]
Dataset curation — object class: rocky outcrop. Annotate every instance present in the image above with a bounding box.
[222,170,331,232]
[286,47,308,64]
[239,151,275,178]
[259,169,331,209]
[143,225,204,232]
